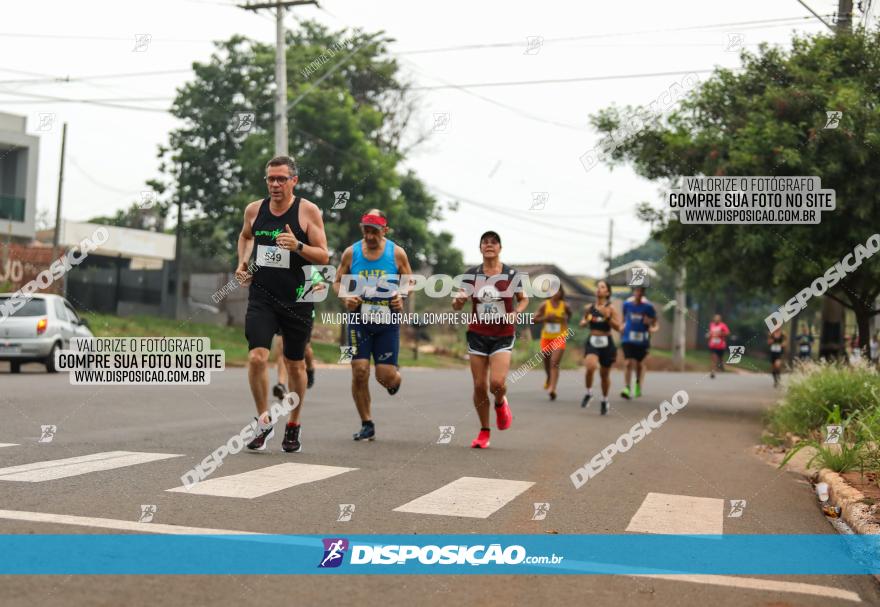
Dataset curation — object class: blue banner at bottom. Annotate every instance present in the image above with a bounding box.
[1,534,878,575]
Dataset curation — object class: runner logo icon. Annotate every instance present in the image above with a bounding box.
[318,538,349,568]
[297,265,335,302]
[139,504,157,523]
[437,426,455,444]
[531,503,550,520]
[727,499,746,518]
[628,266,648,286]
[825,425,842,444]
[332,191,350,210]
[727,346,745,364]
[38,425,57,443]
[824,111,842,130]
[337,504,355,522]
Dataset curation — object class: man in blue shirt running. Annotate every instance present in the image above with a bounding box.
[333,209,414,442]
[620,286,659,399]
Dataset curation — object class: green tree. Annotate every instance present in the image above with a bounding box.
[151,21,460,273]
[593,28,880,352]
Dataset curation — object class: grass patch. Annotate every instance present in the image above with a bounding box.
[766,360,880,437]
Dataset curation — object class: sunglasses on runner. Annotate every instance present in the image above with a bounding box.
[264,176,294,184]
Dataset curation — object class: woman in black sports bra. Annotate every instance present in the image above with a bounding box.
[579,279,622,415]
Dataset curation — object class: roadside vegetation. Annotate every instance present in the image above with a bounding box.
[766,361,880,485]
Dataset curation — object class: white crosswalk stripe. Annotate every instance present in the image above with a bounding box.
[0,443,19,448]
[166,462,357,499]
[393,476,534,519]
[626,492,725,535]
[0,451,182,482]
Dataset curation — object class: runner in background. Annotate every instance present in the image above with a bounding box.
[795,323,814,362]
[452,230,528,448]
[272,335,315,400]
[768,327,786,388]
[533,285,571,401]
[706,314,730,379]
[579,279,622,416]
[620,286,658,400]
[333,209,413,442]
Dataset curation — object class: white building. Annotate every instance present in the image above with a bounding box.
[0,112,39,243]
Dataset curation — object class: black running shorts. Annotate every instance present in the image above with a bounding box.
[466,331,515,357]
[622,343,649,362]
[584,337,617,368]
[246,291,312,360]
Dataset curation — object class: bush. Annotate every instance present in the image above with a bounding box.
[766,360,880,438]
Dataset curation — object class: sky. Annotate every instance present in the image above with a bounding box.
[0,0,863,275]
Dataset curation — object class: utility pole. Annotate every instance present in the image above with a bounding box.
[672,266,687,371]
[815,0,853,359]
[173,162,184,319]
[836,0,854,31]
[52,122,67,252]
[606,219,613,277]
[53,122,68,295]
[239,0,317,156]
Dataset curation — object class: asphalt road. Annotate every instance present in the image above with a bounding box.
[1,362,877,606]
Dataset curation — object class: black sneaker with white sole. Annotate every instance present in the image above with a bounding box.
[353,422,376,441]
[246,418,274,451]
[307,369,315,389]
[282,424,302,452]
[600,399,609,415]
[581,393,592,408]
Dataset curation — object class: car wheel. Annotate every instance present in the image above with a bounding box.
[10,361,21,374]
[45,343,60,373]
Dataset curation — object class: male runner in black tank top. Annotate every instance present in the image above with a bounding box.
[235,156,329,453]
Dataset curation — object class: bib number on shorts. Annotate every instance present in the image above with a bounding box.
[628,331,647,342]
[709,337,722,347]
[256,245,290,269]
[361,303,391,323]
[771,344,782,353]
[799,344,810,353]
[590,335,609,348]
[545,322,561,334]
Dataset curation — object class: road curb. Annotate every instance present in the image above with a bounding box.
[814,468,880,535]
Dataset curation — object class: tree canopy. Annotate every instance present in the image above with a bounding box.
[148,21,461,273]
[593,28,880,343]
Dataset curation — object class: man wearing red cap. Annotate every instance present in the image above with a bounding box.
[332,209,413,441]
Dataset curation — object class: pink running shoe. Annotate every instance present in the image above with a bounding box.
[471,429,491,449]
[495,397,512,430]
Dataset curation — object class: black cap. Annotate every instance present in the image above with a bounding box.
[479,230,501,245]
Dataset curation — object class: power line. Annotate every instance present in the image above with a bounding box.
[0,68,193,86]
[395,15,831,55]
[0,88,170,112]
[409,68,719,91]
[426,184,643,242]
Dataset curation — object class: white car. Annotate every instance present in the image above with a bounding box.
[0,293,94,373]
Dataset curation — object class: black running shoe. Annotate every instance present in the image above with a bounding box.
[281,424,302,453]
[307,369,315,389]
[581,393,592,408]
[272,382,287,401]
[387,376,401,396]
[246,418,274,451]
[353,423,376,441]
[600,400,609,416]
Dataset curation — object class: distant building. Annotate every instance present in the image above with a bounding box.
[0,112,39,243]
